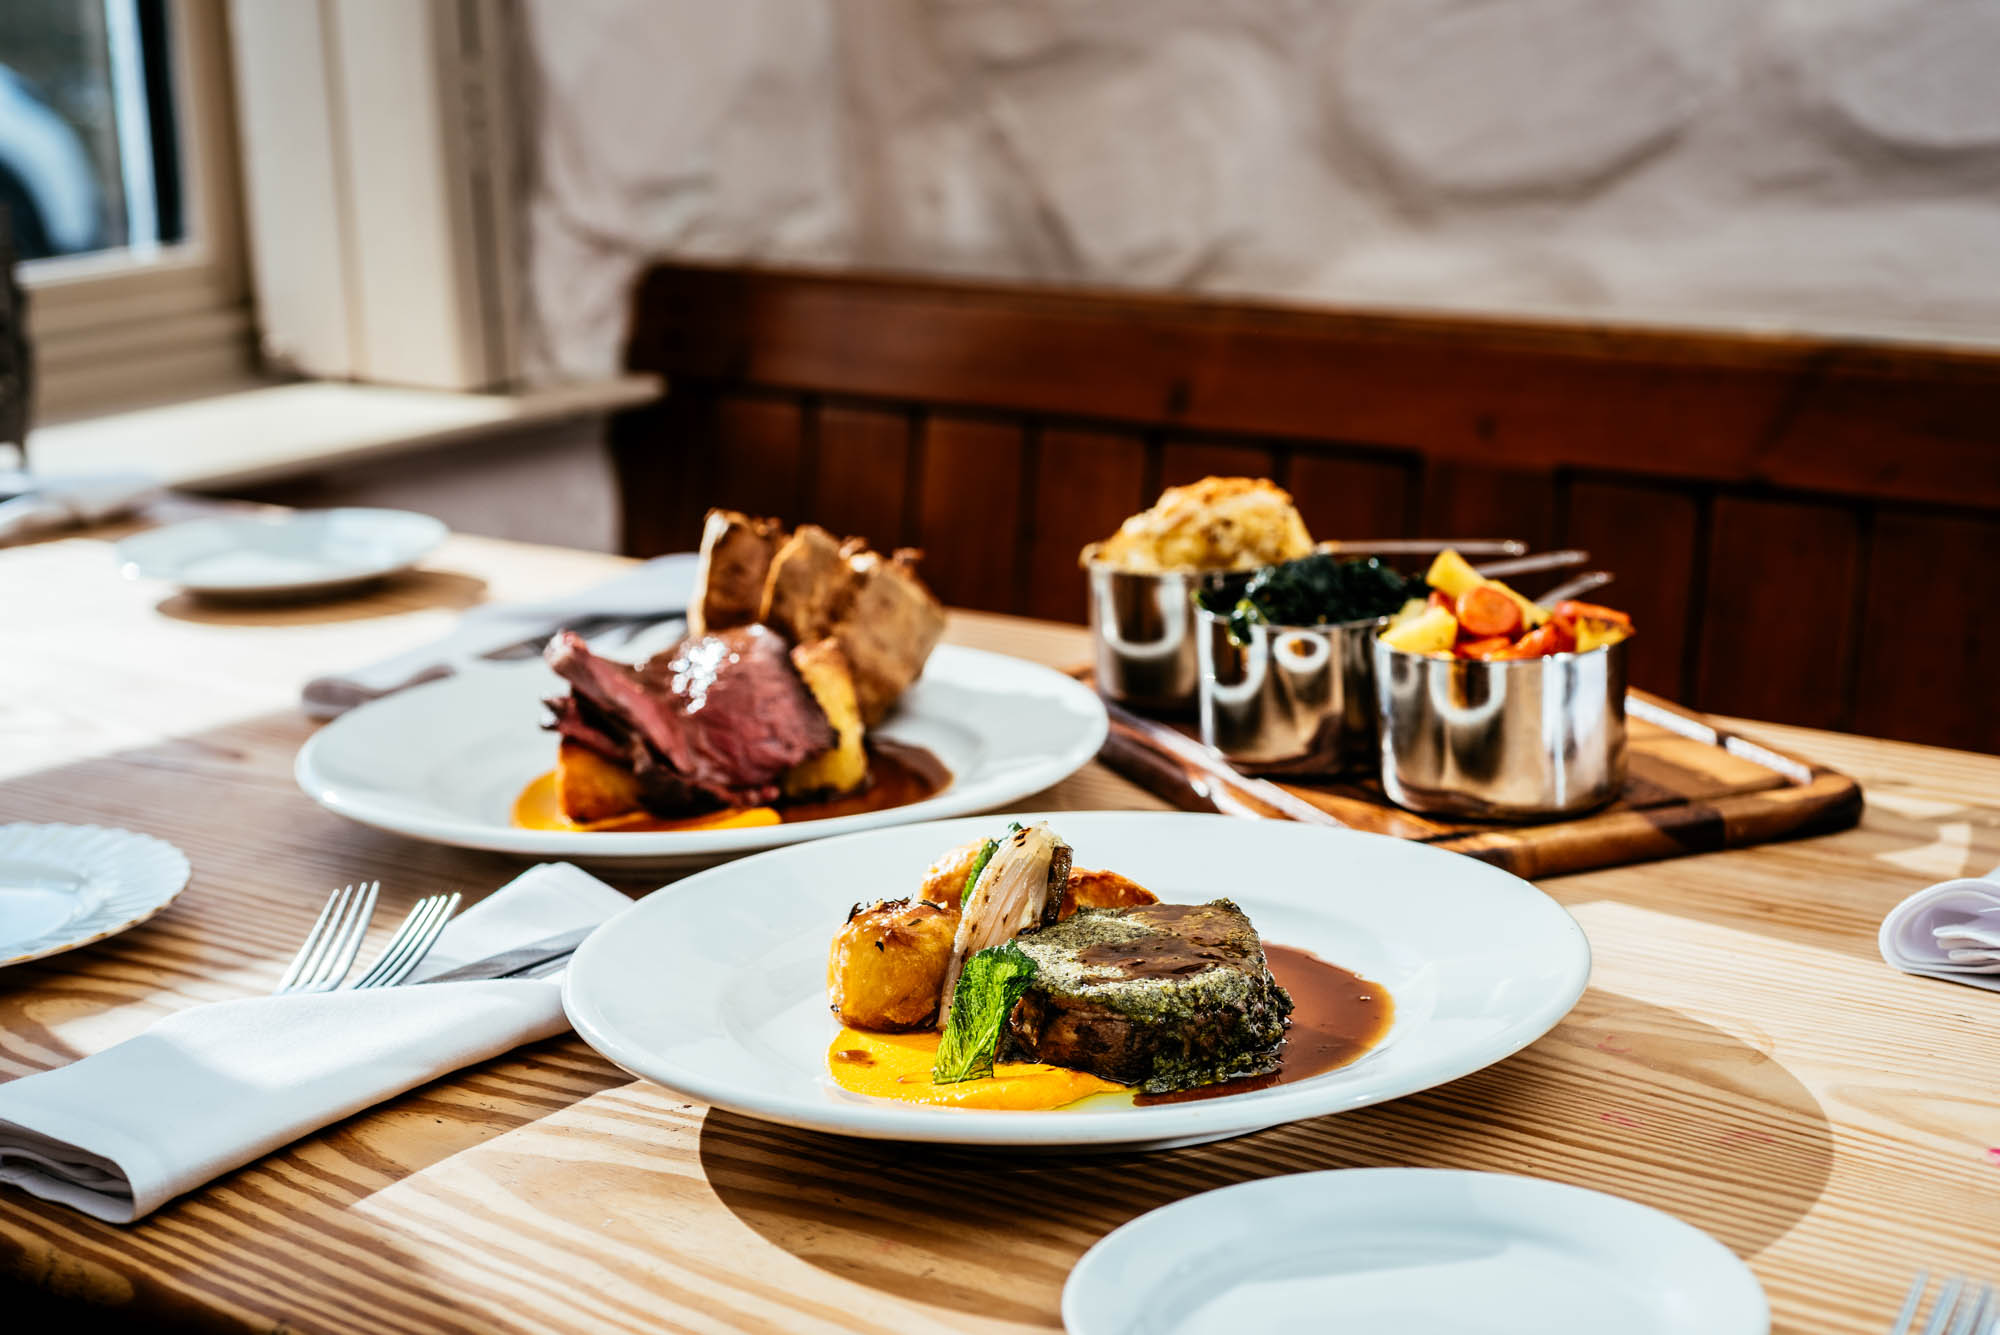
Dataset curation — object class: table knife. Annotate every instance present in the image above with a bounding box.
[415,926,594,984]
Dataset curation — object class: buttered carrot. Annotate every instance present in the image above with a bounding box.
[1455,635,1516,660]
[1454,584,1523,639]
[1554,600,1633,630]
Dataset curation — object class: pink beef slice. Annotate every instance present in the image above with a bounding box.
[544,626,833,807]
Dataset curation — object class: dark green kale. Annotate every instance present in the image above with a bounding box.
[1199,553,1422,642]
[931,943,1039,1084]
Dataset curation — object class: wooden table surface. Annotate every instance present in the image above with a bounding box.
[3,522,1998,1334]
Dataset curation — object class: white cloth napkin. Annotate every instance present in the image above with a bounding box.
[0,470,159,545]
[1879,868,2000,992]
[0,862,632,1223]
[299,552,697,718]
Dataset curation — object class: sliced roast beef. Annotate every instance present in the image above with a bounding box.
[544,626,834,808]
[543,693,628,763]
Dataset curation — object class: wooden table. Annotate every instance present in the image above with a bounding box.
[3,522,1997,1334]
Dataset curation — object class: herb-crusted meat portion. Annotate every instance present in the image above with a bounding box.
[998,899,1292,1094]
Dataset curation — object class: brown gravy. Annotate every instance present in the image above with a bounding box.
[776,740,950,823]
[1134,943,1393,1105]
[512,739,949,833]
[1073,902,1243,979]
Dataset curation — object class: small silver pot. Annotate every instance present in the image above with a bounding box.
[1197,607,1389,776]
[1374,637,1628,820]
[1083,552,1244,714]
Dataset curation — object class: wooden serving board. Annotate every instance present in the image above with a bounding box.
[1089,684,1863,879]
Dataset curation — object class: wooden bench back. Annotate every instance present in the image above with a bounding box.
[617,262,2000,751]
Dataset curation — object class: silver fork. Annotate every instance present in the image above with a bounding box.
[274,881,379,994]
[348,892,461,988]
[1890,1272,1995,1335]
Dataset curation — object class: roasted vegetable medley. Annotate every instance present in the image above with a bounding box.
[1380,549,1634,660]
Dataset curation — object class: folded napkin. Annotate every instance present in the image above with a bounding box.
[300,552,697,718]
[0,470,159,545]
[1879,868,2000,992]
[0,862,632,1223]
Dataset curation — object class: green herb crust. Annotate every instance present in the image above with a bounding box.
[999,899,1294,1094]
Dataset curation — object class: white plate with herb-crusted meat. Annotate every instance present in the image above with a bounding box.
[563,811,1592,1149]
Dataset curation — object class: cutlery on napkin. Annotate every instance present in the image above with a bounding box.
[0,862,631,1223]
[0,471,159,545]
[1879,867,2000,991]
[299,552,697,718]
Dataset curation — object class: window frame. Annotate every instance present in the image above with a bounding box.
[20,0,256,424]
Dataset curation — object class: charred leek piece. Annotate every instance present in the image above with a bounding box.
[932,943,1038,1084]
[938,822,1072,1018]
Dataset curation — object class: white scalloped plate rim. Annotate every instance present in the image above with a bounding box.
[0,824,192,968]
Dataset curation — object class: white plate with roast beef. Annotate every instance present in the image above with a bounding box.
[294,643,1106,865]
[295,509,1108,865]
[562,812,1592,1148]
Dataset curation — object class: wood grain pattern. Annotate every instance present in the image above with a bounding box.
[1418,459,1558,555]
[1562,478,1702,698]
[625,262,2000,511]
[1284,451,1416,544]
[915,415,1026,612]
[812,403,912,549]
[1698,496,1863,731]
[1022,428,1147,624]
[6,520,1997,1333]
[1851,509,2000,753]
[1158,438,1278,491]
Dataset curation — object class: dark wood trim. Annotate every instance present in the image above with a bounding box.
[627,262,2000,512]
[614,262,2000,752]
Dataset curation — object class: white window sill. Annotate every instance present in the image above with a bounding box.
[23,375,665,490]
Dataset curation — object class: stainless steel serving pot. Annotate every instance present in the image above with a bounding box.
[1373,637,1628,820]
[1197,606,1389,775]
[1083,551,1243,713]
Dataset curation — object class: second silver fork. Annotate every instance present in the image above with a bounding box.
[350,892,461,989]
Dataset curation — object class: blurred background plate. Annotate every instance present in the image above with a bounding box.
[294,645,1109,868]
[116,508,447,596]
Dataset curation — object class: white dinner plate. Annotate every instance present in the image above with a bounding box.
[562,811,1591,1147]
[0,825,191,968]
[117,507,447,595]
[295,646,1109,866]
[1064,1169,1768,1335]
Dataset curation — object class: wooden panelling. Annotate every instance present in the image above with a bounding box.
[1024,428,1148,623]
[1562,480,1701,699]
[1285,451,1415,543]
[1697,497,1863,731]
[1159,438,1277,490]
[615,263,2000,749]
[1852,511,2000,753]
[706,394,807,525]
[1418,460,1559,555]
[915,416,1027,612]
[812,403,910,547]
[626,263,2000,511]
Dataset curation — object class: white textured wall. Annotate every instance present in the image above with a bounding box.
[520,0,2000,381]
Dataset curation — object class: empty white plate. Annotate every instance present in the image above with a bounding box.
[1065,1169,1767,1335]
[117,507,447,595]
[0,825,191,968]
